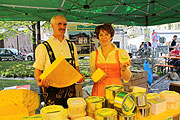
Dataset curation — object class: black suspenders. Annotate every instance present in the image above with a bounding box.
[42,39,75,67]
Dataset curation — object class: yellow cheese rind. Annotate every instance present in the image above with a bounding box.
[91,68,106,83]
[0,89,39,112]
[40,56,82,88]
[0,105,29,120]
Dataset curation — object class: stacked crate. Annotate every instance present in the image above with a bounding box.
[123,70,148,92]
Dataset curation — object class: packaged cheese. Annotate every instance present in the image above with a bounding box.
[67,97,86,119]
[40,105,66,120]
[166,102,180,110]
[160,90,180,103]
[0,89,39,114]
[148,97,166,115]
[91,68,106,83]
[40,56,82,88]
[0,105,29,120]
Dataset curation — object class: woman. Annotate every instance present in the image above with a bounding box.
[90,23,132,97]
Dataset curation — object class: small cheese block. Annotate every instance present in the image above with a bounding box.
[132,86,146,93]
[40,56,82,88]
[120,55,130,64]
[148,97,166,115]
[0,89,39,113]
[91,68,106,82]
[160,90,180,103]
[74,116,94,120]
[0,105,29,120]
[67,97,86,119]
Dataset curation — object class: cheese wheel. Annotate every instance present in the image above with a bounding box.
[0,105,29,120]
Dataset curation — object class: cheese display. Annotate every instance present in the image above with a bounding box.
[95,108,117,120]
[67,97,86,119]
[40,105,66,120]
[160,90,180,103]
[114,91,135,114]
[0,89,39,115]
[74,116,94,120]
[40,55,83,88]
[91,68,107,82]
[148,97,166,115]
[0,105,29,120]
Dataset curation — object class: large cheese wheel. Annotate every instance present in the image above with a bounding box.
[40,55,82,88]
[0,89,39,112]
[0,105,29,120]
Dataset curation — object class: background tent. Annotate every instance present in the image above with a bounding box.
[0,0,180,26]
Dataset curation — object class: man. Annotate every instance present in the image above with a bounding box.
[170,46,180,56]
[33,14,84,108]
[169,35,177,52]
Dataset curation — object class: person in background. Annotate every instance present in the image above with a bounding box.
[169,35,177,52]
[90,23,131,97]
[33,14,84,108]
[170,46,180,56]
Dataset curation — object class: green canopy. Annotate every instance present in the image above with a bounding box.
[0,0,180,26]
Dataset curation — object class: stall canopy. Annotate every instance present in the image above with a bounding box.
[0,0,180,26]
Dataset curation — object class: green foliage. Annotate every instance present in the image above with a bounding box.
[0,61,34,78]
[0,21,34,41]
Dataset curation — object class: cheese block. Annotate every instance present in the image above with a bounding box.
[0,89,39,113]
[120,55,131,64]
[0,105,29,120]
[132,86,146,93]
[148,97,166,115]
[74,116,94,120]
[40,55,82,88]
[160,90,180,103]
[40,105,66,120]
[91,68,106,83]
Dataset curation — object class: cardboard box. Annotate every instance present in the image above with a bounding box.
[75,84,83,97]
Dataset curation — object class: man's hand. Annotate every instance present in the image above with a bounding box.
[78,74,85,83]
[37,77,49,87]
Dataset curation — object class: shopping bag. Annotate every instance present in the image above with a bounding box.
[144,60,153,85]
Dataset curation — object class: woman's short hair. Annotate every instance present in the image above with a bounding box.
[95,23,114,39]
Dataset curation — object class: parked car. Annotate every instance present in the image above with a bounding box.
[25,52,34,61]
[0,48,25,61]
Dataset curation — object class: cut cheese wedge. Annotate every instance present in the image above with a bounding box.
[0,89,39,113]
[40,56,83,88]
[0,105,29,120]
[91,68,106,82]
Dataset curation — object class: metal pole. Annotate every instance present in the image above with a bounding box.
[17,34,19,55]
